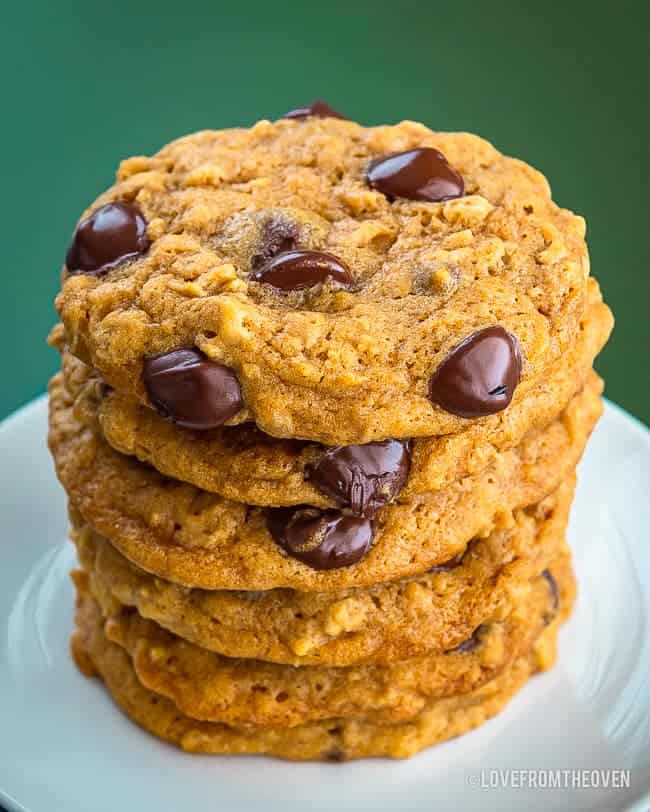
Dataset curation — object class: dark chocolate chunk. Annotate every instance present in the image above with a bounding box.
[429,326,522,418]
[251,218,299,270]
[542,569,560,611]
[324,748,345,762]
[283,100,348,120]
[448,625,485,654]
[428,549,465,573]
[66,201,150,275]
[307,440,411,517]
[366,148,464,202]
[250,250,352,290]
[267,507,373,570]
[143,349,243,430]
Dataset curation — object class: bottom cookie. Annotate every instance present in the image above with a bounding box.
[71,584,572,761]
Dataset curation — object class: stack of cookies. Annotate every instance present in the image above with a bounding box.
[48,102,612,760]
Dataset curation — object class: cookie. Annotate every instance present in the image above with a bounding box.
[74,556,572,728]
[55,281,611,509]
[74,476,572,666]
[49,366,601,590]
[55,118,593,444]
[71,585,569,760]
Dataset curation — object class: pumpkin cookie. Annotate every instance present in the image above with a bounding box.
[49,369,601,590]
[55,281,611,509]
[73,555,573,728]
[74,476,572,666]
[55,117,594,444]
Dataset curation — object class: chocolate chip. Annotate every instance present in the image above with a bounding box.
[448,625,485,654]
[324,748,345,762]
[98,382,113,399]
[307,440,411,517]
[143,349,243,430]
[251,219,299,270]
[66,201,150,275]
[267,507,373,570]
[428,550,465,573]
[541,569,560,611]
[283,100,348,120]
[429,326,522,418]
[250,250,352,291]
[366,147,464,202]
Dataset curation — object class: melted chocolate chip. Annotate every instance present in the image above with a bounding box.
[429,327,522,418]
[366,148,464,202]
[542,569,560,611]
[428,549,465,573]
[250,250,352,290]
[66,202,150,275]
[448,625,485,654]
[283,100,348,120]
[251,219,299,270]
[143,349,243,430]
[267,507,373,570]
[307,440,411,517]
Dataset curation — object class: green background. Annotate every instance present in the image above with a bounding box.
[1,0,648,423]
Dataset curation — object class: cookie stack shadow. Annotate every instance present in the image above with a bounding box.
[46,278,611,761]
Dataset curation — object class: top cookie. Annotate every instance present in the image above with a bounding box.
[56,111,591,444]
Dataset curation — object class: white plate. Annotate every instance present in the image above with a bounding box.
[1,396,649,812]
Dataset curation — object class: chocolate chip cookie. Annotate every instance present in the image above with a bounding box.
[74,476,572,666]
[51,107,612,762]
[74,555,571,728]
[49,370,601,590]
[55,117,593,444]
[54,280,611,509]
